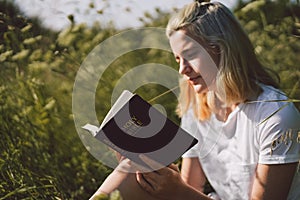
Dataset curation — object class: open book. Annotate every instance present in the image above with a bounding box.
[83,90,198,169]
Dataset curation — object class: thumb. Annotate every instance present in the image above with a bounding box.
[139,154,165,171]
[168,163,179,172]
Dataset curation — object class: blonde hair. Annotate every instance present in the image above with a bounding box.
[167,1,279,120]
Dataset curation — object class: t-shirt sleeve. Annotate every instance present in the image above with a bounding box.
[257,102,300,164]
[180,109,201,158]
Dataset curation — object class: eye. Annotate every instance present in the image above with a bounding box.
[184,52,197,61]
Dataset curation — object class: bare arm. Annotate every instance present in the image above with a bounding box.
[181,157,206,192]
[135,155,212,200]
[251,162,298,200]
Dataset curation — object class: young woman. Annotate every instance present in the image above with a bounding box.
[90,1,300,199]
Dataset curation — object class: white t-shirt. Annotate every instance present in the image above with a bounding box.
[181,85,300,200]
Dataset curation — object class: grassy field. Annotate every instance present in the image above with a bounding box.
[0,1,299,199]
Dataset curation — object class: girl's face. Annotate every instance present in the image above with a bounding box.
[169,30,219,94]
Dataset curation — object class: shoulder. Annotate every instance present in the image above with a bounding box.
[181,107,214,138]
[251,85,300,164]
[181,107,200,134]
[253,84,299,127]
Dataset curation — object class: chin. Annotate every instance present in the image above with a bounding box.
[193,85,208,94]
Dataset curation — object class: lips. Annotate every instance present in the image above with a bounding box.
[188,75,202,84]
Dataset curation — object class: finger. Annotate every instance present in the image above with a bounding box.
[168,163,180,172]
[119,155,126,162]
[141,171,161,185]
[130,160,153,172]
[136,171,155,193]
[139,154,165,171]
[115,158,133,172]
[113,151,122,162]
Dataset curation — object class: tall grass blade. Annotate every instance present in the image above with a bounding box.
[245,99,299,126]
[257,103,289,126]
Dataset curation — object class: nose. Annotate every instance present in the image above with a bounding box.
[178,58,192,75]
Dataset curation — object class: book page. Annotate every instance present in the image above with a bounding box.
[82,124,99,136]
[100,90,134,129]
[82,90,134,136]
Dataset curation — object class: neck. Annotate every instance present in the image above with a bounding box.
[215,104,238,122]
[206,91,239,122]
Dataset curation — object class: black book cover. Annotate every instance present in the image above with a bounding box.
[90,93,198,169]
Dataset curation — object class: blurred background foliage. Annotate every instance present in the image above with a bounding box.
[0,0,299,199]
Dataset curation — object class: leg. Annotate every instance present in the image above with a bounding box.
[90,160,160,200]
